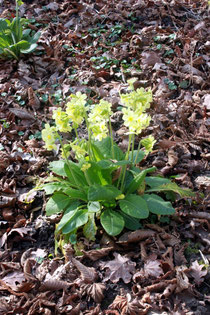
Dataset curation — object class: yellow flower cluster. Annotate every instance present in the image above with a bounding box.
[121,84,152,135]
[66,92,87,126]
[71,140,87,160]
[41,124,57,151]
[52,108,72,133]
[141,135,156,154]
[88,100,112,141]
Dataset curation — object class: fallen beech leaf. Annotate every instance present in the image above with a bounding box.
[142,51,161,67]
[72,257,97,283]
[109,295,145,314]
[175,266,190,292]
[82,282,106,303]
[39,279,72,291]
[144,260,163,278]
[2,271,26,291]
[82,247,113,261]
[158,139,176,150]
[28,87,40,109]
[118,229,155,243]
[9,108,35,120]
[168,149,178,167]
[101,253,136,283]
[190,260,207,285]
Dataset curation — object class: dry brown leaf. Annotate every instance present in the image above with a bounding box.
[190,260,207,285]
[82,246,113,261]
[144,260,164,278]
[109,295,145,315]
[9,108,35,120]
[141,51,161,67]
[82,282,106,303]
[168,149,178,167]
[28,87,40,109]
[72,257,98,283]
[118,230,155,244]
[175,266,190,293]
[39,279,72,291]
[101,253,136,283]
[2,271,26,291]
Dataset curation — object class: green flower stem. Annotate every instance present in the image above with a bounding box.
[134,140,142,165]
[84,171,92,186]
[74,125,79,139]
[130,134,135,167]
[84,113,96,162]
[108,117,115,159]
[119,134,132,191]
[57,133,84,191]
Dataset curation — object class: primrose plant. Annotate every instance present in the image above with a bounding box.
[0,0,41,60]
[39,79,194,247]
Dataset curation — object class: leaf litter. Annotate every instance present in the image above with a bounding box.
[0,0,210,313]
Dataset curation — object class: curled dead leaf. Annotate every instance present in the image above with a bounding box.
[118,230,155,244]
[72,257,98,283]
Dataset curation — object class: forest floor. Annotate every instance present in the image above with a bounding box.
[0,0,210,314]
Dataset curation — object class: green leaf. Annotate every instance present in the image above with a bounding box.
[86,161,111,185]
[145,176,171,188]
[143,194,175,215]
[126,167,156,195]
[119,194,149,219]
[88,185,122,201]
[14,40,30,50]
[119,211,141,230]
[49,160,66,176]
[100,209,124,236]
[42,182,68,195]
[128,150,145,164]
[45,193,71,216]
[21,43,37,53]
[63,187,88,201]
[145,182,195,198]
[88,201,100,212]
[64,162,88,187]
[0,19,9,32]
[92,137,125,161]
[30,31,41,44]
[83,213,97,241]
[61,209,88,234]
[57,201,81,231]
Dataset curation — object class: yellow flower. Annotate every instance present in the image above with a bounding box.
[141,135,156,154]
[66,92,87,126]
[71,143,87,160]
[90,120,108,141]
[81,163,91,172]
[120,88,152,112]
[41,123,57,151]
[61,144,71,159]
[52,108,72,132]
[88,100,112,124]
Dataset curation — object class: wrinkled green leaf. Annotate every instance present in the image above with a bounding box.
[61,209,88,234]
[143,194,175,215]
[88,185,122,201]
[119,194,149,219]
[145,182,195,198]
[83,213,97,241]
[45,193,71,216]
[119,211,141,230]
[88,201,100,212]
[100,209,124,236]
[126,167,156,195]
